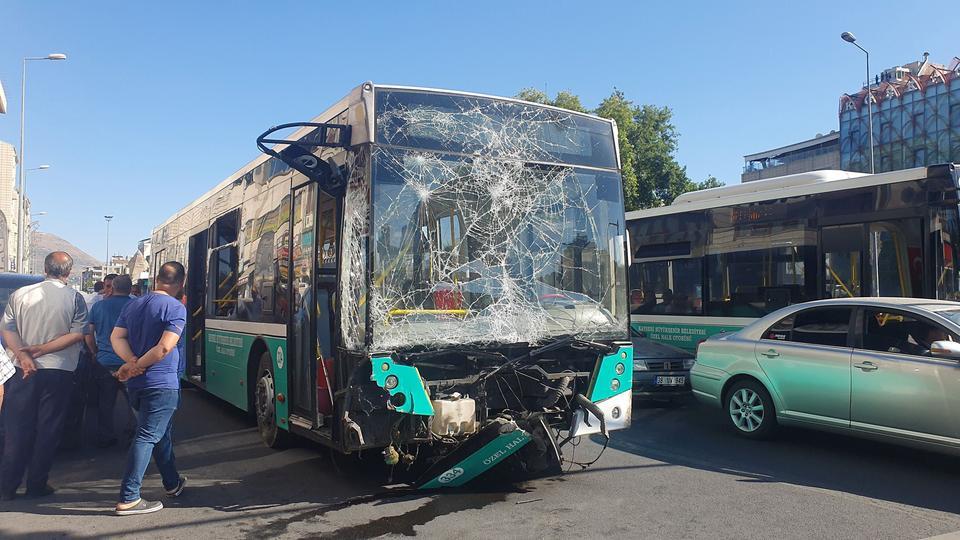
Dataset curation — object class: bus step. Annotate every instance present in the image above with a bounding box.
[289,414,321,430]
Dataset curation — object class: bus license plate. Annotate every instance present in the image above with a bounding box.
[656,376,685,386]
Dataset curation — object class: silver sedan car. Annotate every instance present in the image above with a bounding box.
[691,298,960,454]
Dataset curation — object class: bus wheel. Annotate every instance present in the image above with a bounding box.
[255,351,289,449]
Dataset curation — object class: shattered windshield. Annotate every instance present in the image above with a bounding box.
[370,90,627,350]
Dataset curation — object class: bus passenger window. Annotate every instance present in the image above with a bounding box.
[629,258,702,315]
[868,220,921,297]
[212,246,238,317]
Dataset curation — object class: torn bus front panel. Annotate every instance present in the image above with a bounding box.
[339,341,633,488]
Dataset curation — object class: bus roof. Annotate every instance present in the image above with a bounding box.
[155,83,618,233]
[625,165,951,220]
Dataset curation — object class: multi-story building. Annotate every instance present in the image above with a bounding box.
[81,262,130,290]
[742,131,840,182]
[840,54,960,173]
[0,140,29,272]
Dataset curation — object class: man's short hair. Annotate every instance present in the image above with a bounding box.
[112,274,133,295]
[104,273,118,282]
[156,261,186,286]
[44,251,74,278]
[94,281,104,293]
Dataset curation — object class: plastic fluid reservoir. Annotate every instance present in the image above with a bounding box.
[431,395,476,436]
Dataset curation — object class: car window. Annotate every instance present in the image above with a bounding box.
[860,309,957,357]
[763,307,852,347]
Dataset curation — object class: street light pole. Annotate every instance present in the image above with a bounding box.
[841,32,875,174]
[29,211,47,274]
[18,166,51,273]
[105,215,113,268]
[16,53,67,272]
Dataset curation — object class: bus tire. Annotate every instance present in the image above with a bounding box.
[255,351,290,449]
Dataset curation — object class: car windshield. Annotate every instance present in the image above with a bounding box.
[369,92,627,350]
[932,308,960,328]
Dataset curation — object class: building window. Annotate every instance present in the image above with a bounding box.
[913,148,926,168]
[849,129,861,148]
[913,112,925,134]
[951,104,960,129]
[880,122,891,144]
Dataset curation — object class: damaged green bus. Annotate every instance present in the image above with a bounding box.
[151,83,633,487]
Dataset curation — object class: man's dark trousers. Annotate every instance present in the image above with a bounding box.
[0,368,73,497]
[90,360,127,444]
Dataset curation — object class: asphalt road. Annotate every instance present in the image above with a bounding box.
[2,389,960,539]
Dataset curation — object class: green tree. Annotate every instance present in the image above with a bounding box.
[515,88,587,112]
[695,175,724,190]
[551,91,587,113]
[630,104,692,207]
[515,88,551,105]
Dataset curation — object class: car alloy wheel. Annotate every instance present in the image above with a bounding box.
[728,387,765,433]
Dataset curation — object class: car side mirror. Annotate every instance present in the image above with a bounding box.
[929,340,960,360]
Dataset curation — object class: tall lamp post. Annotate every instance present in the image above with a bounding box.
[20,165,51,273]
[841,32,875,174]
[17,53,67,272]
[29,211,47,274]
[105,215,114,269]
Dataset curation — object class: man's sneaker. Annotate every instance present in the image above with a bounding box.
[115,498,163,516]
[25,484,56,498]
[165,476,187,498]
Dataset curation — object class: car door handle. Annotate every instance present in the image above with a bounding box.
[760,349,780,358]
[854,361,878,372]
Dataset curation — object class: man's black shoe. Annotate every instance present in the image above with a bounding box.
[25,485,56,498]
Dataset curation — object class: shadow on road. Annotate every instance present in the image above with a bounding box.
[606,397,960,515]
[0,387,523,539]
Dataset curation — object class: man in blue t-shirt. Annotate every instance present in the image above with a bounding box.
[85,274,133,447]
[109,262,188,516]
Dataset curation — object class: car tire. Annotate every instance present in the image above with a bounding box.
[255,351,290,449]
[724,379,776,439]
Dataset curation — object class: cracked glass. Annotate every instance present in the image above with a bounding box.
[365,90,628,350]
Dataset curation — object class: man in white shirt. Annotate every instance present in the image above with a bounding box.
[0,252,87,500]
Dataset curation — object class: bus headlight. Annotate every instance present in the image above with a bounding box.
[633,359,648,371]
[683,358,696,370]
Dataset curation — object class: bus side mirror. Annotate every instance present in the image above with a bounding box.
[257,122,352,196]
[930,340,960,360]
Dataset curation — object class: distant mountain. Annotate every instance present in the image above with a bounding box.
[31,232,101,272]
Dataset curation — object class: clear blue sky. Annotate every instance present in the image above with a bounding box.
[1,0,957,261]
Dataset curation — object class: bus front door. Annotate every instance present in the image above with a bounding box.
[186,230,208,382]
[288,182,318,426]
[314,190,340,421]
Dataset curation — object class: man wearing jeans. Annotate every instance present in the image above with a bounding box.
[110,262,187,515]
